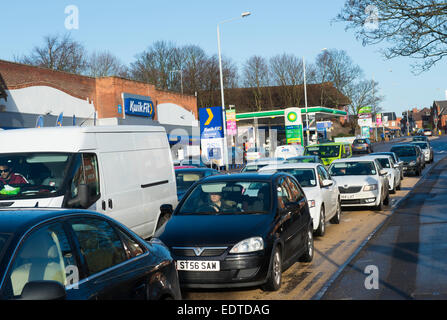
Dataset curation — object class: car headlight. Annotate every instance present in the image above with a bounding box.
[308,200,316,208]
[230,237,264,254]
[409,161,417,166]
[363,184,378,191]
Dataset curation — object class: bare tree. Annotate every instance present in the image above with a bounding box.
[269,53,305,107]
[15,34,88,74]
[335,0,447,72]
[130,40,178,89]
[87,51,128,78]
[242,55,270,111]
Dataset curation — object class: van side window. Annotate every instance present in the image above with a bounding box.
[70,154,100,200]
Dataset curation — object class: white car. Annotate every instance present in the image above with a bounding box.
[328,157,390,211]
[259,163,341,237]
[411,141,434,163]
[245,147,266,162]
[241,158,285,173]
[368,154,402,194]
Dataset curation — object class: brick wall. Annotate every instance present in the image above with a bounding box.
[0,60,197,120]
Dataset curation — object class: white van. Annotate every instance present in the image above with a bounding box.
[274,144,305,159]
[0,125,177,239]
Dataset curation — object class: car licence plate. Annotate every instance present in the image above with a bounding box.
[176,260,220,271]
[340,194,356,200]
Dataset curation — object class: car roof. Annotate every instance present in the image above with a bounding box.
[260,162,320,171]
[390,144,418,148]
[245,158,285,165]
[200,172,282,183]
[330,157,377,164]
[0,208,103,234]
[175,167,215,172]
[364,154,392,160]
[306,142,344,147]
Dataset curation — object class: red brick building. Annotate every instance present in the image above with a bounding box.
[0,59,197,130]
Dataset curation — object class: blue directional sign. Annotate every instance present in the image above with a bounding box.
[199,106,224,139]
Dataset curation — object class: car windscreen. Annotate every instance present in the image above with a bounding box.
[305,145,340,158]
[178,181,271,215]
[391,146,416,157]
[277,169,317,187]
[376,158,391,168]
[329,161,377,176]
[0,153,75,200]
[413,142,428,150]
[175,172,205,190]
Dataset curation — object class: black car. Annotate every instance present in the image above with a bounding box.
[175,167,219,200]
[351,138,373,154]
[156,172,314,292]
[390,144,423,176]
[0,209,181,300]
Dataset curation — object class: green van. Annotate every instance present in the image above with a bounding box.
[304,142,352,166]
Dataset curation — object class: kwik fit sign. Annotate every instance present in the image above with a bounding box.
[122,93,155,118]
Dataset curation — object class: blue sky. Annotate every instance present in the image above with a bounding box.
[1,0,446,116]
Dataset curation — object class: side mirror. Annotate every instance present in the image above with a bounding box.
[160,204,174,215]
[321,179,333,188]
[19,281,66,300]
[379,169,387,176]
[66,184,91,209]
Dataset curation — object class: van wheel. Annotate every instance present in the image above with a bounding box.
[262,246,282,291]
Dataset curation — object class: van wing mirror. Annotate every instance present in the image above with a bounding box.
[160,204,174,215]
[66,184,91,209]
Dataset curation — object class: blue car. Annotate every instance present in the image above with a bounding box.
[0,209,181,300]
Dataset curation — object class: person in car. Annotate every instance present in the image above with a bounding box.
[0,163,29,186]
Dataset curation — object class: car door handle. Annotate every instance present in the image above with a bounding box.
[102,200,106,211]
[108,199,113,209]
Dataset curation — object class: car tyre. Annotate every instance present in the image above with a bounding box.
[329,200,341,224]
[262,246,282,292]
[299,226,314,263]
[375,194,383,211]
[315,206,325,237]
[383,191,390,206]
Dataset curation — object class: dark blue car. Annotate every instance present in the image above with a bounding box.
[0,209,181,300]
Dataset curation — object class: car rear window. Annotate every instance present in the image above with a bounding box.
[391,146,416,157]
[354,139,367,144]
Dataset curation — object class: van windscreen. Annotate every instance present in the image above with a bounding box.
[305,145,340,158]
[0,153,75,201]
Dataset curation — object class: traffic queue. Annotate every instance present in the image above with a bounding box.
[0,126,434,299]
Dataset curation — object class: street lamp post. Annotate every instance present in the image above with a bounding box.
[217,11,251,171]
[303,57,310,146]
[170,70,183,94]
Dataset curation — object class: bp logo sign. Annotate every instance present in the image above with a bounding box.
[285,108,302,126]
[287,112,298,123]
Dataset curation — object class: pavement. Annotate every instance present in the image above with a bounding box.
[321,135,447,299]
